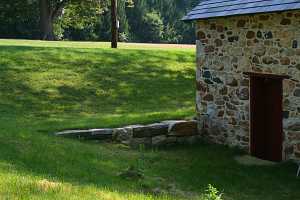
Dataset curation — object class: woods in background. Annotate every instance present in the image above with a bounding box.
[0,0,198,44]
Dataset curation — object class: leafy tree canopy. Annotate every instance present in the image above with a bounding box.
[0,0,197,44]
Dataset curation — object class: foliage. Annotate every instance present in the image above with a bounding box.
[140,12,164,43]
[119,32,130,42]
[0,0,40,39]
[58,1,104,41]
[0,0,197,43]
[200,185,223,200]
[163,24,182,44]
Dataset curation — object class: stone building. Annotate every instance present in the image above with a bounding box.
[184,0,300,161]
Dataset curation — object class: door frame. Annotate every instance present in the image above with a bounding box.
[244,72,289,162]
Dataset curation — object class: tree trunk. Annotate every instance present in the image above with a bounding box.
[111,0,118,48]
[39,0,55,40]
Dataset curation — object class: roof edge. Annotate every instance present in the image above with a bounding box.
[182,7,300,21]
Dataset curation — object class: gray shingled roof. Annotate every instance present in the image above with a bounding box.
[183,0,300,21]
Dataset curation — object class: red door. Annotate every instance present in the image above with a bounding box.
[250,75,283,162]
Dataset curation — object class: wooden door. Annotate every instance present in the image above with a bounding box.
[250,76,283,162]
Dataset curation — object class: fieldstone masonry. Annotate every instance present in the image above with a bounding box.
[55,120,200,147]
[196,11,300,160]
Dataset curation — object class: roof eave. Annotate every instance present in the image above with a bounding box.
[182,7,300,21]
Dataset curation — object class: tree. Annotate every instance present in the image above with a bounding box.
[58,1,106,40]
[111,0,117,48]
[38,0,108,40]
[39,0,69,40]
[38,0,132,42]
[0,0,196,44]
[0,0,40,39]
[126,0,147,42]
[140,12,164,43]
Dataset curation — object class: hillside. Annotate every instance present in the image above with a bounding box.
[0,40,299,200]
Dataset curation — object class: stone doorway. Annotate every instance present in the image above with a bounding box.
[246,72,289,162]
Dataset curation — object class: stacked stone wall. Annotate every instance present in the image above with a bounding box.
[56,120,201,147]
[196,11,300,160]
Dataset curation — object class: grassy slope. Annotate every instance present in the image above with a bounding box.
[0,40,299,200]
[0,39,196,129]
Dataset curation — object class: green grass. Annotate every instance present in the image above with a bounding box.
[0,39,299,200]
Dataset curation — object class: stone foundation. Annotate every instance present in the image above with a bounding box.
[196,11,300,160]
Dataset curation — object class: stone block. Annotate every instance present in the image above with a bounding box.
[152,135,167,146]
[280,57,290,65]
[259,15,270,21]
[130,138,152,148]
[280,18,291,25]
[284,119,300,131]
[284,145,294,156]
[165,136,177,145]
[214,39,223,47]
[216,25,224,32]
[226,76,238,87]
[113,128,132,143]
[55,130,93,138]
[196,81,208,92]
[237,19,246,28]
[55,129,113,140]
[287,131,300,140]
[197,31,206,39]
[236,87,249,100]
[254,45,267,56]
[203,94,214,101]
[204,45,215,53]
[228,36,239,42]
[246,31,255,39]
[88,129,113,140]
[264,31,273,39]
[294,89,300,97]
[132,123,169,138]
[168,120,198,136]
[262,56,275,64]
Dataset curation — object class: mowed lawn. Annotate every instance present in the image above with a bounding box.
[0,39,299,200]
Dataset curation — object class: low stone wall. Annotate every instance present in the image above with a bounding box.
[55,120,201,147]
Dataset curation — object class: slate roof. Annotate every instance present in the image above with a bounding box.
[183,0,300,21]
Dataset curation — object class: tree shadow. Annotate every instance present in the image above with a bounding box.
[0,44,197,197]
[0,131,299,200]
[2,45,299,199]
[0,45,195,122]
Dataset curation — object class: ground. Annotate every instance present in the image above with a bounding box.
[0,39,299,200]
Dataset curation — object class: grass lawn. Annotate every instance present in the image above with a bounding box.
[0,39,299,200]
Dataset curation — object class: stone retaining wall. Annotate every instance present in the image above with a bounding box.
[56,120,201,147]
[196,11,300,159]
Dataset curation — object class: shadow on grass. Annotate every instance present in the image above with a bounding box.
[0,45,299,199]
[0,45,195,121]
[0,130,299,200]
[0,45,197,198]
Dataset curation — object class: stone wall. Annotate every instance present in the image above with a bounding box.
[196,11,300,160]
[56,120,201,147]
